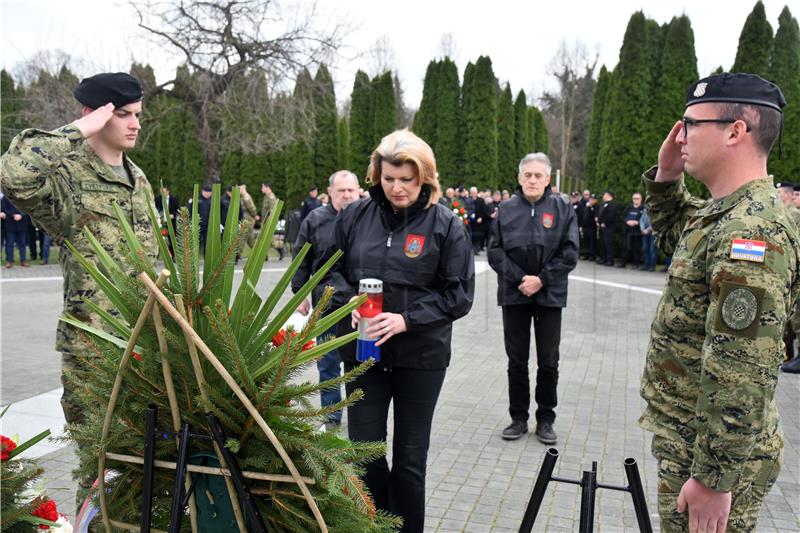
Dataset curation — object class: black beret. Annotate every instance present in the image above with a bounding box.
[775,181,796,189]
[309,186,318,192]
[603,190,614,197]
[201,184,213,192]
[74,72,143,109]
[794,184,800,192]
[686,72,786,112]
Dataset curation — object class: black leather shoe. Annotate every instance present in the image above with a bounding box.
[535,422,557,444]
[781,356,800,374]
[501,420,528,441]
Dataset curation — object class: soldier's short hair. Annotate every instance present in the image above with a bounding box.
[518,153,552,176]
[715,103,782,157]
[262,181,272,189]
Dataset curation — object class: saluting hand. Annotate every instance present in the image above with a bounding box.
[72,102,115,139]
[656,120,685,183]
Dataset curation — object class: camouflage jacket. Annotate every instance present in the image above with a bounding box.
[0,125,158,353]
[639,167,800,492]
[261,191,278,221]
[240,190,258,221]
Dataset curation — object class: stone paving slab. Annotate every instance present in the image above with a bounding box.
[3,258,798,531]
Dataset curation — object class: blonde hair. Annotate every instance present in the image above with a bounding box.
[366,129,441,207]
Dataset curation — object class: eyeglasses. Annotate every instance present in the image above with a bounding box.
[681,117,751,139]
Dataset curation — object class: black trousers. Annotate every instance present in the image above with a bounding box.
[581,225,597,259]
[600,226,615,263]
[622,232,642,266]
[502,303,562,425]
[345,364,446,533]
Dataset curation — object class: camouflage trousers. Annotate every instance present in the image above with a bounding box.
[652,435,781,532]
[61,347,96,514]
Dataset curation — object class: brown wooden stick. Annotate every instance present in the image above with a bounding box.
[98,271,168,533]
[139,272,328,533]
[105,452,314,484]
[174,293,247,533]
[151,292,199,533]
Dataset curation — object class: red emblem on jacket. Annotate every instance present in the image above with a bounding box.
[404,234,425,258]
[542,212,555,228]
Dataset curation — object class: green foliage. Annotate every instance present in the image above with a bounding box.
[595,12,660,208]
[63,194,401,531]
[313,65,338,184]
[337,117,351,173]
[585,65,610,186]
[529,107,548,154]
[732,1,774,77]
[653,15,704,197]
[412,60,439,146]
[462,56,499,190]
[131,94,205,204]
[371,72,397,147]
[1,70,23,154]
[514,90,531,161]
[496,83,517,185]
[349,70,374,176]
[770,6,800,179]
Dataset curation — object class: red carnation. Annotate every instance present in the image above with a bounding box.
[453,200,460,208]
[271,329,287,347]
[1,435,16,461]
[161,228,167,236]
[32,498,59,528]
[132,351,142,361]
[302,340,315,351]
[459,208,465,214]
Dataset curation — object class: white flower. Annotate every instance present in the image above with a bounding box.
[452,208,458,214]
[54,516,73,533]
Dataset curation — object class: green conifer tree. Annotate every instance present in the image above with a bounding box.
[313,64,338,183]
[529,107,548,154]
[595,12,658,204]
[732,1,774,77]
[496,83,517,185]
[337,117,351,172]
[349,70,373,176]
[286,69,316,203]
[462,56,498,190]
[413,60,439,146]
[513,90,530,162]
[1,70,21,153]
[585,65,610,188]
[435,58,462,185]
[770,6,800,179]
[371,72,397,147]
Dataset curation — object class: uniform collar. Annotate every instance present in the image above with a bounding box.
[513,185,551,206]
[694,177,774,217]
[78,141,139,188]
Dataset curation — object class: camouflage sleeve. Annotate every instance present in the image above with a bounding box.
[243,194,258,218]
[691,220,797,492]
[642,166,706,255]
[0,125,82,240]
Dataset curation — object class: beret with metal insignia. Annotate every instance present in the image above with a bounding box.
[686,72,786,112]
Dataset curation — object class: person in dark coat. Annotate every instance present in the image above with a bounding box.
[1,196,31,267]
[300,186,322,221]
[155,185,180,223]
[580,194,598,260]
[488,152,579,444]
[619,192,644,268]
[323,129,474,533]
[596,190,619,266]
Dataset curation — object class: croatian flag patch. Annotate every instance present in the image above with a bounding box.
[730,239,766,263]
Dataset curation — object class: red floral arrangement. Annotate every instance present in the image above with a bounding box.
[271,329,315,351]
[451,200,469,225]
[1,434,17,461]
[31,498,59,529]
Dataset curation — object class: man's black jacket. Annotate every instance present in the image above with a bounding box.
[322,184,475,369]
[291,203,338,306]
[597,200,619,229]
[488,187,578,307]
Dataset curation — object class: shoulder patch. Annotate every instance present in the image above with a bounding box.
[715,281,764,338]
[730,239,766,263]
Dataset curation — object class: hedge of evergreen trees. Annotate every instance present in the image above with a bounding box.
[586,3,800,205]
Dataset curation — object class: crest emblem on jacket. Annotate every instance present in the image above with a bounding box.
[542,212,555,229]
[404,234,425,258]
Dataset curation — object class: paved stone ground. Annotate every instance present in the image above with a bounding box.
[2,257,798,531]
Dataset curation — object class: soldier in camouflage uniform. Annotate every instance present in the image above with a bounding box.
[0,73,158,428]
[239,183,259,248]
[260,181,285,260]
[640,73,798,532]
